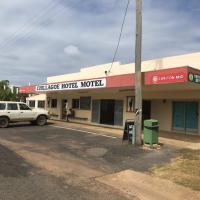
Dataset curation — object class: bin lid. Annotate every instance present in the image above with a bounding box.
[144,119,158,127]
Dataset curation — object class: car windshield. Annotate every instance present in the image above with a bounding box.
[19,103,31,110]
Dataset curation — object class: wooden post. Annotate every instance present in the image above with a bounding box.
[134,0,142,145]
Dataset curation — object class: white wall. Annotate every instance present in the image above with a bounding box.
[47,52,200,83]
[151,100,172,132]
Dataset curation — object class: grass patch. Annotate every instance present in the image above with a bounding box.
[151,149,200,191]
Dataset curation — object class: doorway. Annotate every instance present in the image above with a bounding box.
[172,102,198,133]
[100,100,115,125]
[142,100,151,126]
[92,99,124,126]
[61,99,67,120]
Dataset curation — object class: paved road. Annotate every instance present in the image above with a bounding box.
[0,123,178,200]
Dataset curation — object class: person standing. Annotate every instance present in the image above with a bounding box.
[65,100,69,122]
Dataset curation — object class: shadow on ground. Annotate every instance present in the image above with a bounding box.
[0,144,33,177]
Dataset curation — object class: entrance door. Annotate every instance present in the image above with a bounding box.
[185,102,198,132]
[100,100,115,125]
[172,102,185,131]
[61,99,67,119]
[114,100,123,126]
[142,100,151,126]
[92,100,100,123]
[173,102,198,132]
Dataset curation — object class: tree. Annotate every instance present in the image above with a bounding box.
[0,80,19,101]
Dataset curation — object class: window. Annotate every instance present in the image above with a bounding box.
[72,99,80,109]
[80,97,91,110]
[7,103,18,110]
[126,96,135,112]
[47,97,50,108]
[29,100,35,108]
[51,99,57,108]
[0,103,6,110]
[38,101,45,108]
[19,103,31,110]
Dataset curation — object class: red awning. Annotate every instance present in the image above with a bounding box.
[19,66,200,93]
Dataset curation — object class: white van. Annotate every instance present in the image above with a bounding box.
[0,101,50,128]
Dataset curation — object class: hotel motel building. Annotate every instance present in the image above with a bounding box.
[20,52,200,135]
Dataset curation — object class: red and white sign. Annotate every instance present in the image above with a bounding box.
[36,78,106,92]
[19,85,36,93]
[145,67,188,85]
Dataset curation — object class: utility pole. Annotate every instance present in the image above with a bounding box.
[134,0,142,145]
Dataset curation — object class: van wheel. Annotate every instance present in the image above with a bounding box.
[36,115,47,126]
[0,117,9,128]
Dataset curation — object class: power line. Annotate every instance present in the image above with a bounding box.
[0,0,56,46]
[0,3,68,59]
[0,0,60,50]
[107,0,130,74]
[5,4,67,46]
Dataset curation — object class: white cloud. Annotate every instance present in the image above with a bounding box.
[0,0,199,85]
[64,45,81,57]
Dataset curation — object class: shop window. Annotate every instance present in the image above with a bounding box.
[126,96,135,112]
[72,99,80,109]
[51,99,57,108]
[38,101,45,108]
[80,97,91,110]
[29,100,35,108]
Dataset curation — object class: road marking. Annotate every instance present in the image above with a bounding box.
[49,125,118,139]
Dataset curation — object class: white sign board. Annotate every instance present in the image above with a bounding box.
[36,78,106,92]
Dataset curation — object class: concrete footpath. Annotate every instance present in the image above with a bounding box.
[49,120,200,150]
[97,170,200,200]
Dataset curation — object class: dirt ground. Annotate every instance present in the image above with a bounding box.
[0,122,199,199]
[151,149,200,191]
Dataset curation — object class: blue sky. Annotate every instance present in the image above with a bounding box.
[0,0,199,85]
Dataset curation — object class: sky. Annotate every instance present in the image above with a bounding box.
[0,0,200,85]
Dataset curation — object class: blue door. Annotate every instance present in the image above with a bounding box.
[114,100,123,126]
[173,102,198,132]
[172,102,185,131]
[185,102,198,132]
[92,100,100,123]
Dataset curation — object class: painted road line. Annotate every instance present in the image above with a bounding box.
[49,125,118,139]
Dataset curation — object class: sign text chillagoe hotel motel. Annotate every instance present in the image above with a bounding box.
[36,78,107,92]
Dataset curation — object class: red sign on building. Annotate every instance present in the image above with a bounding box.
[144,66,188,85]
[19,85,36,93]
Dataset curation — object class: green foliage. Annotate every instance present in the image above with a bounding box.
[0,80,19,101]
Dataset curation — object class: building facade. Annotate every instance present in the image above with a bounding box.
[26,94,46,109]
[20,52,200,135]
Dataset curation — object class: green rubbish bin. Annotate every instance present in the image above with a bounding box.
[143,119,159,145]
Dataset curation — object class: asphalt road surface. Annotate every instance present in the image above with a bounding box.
[0,123,177,200]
